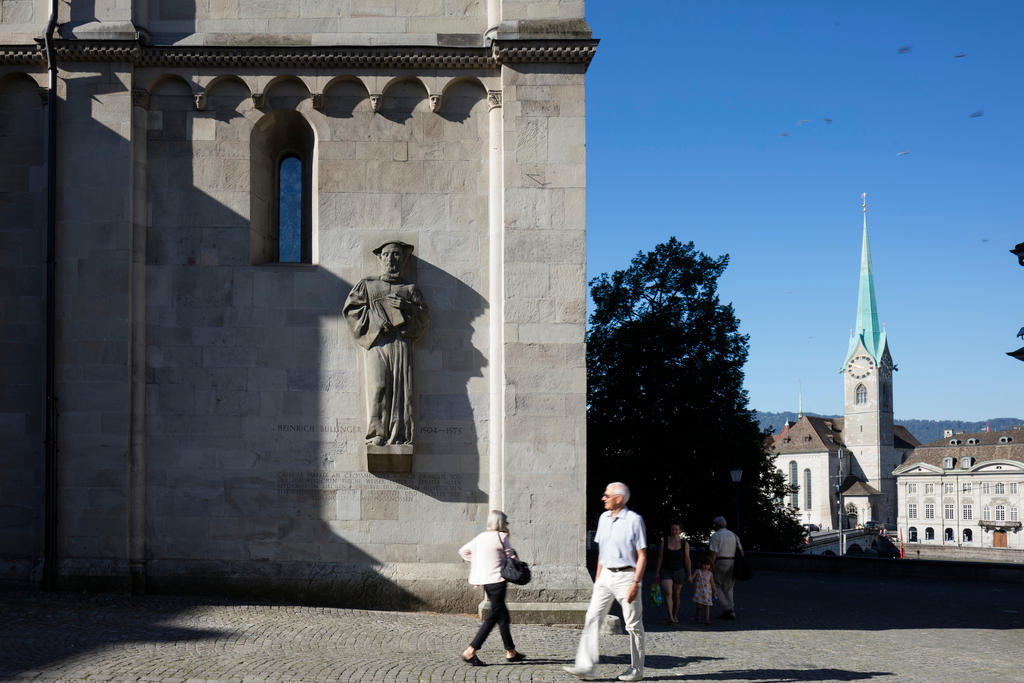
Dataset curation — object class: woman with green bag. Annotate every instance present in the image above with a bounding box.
[653,521,691,624]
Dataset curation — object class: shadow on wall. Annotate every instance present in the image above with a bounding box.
[0,73,46,585]
[0,71,494,682]
[139,75,490,608]
[61,0,198,41]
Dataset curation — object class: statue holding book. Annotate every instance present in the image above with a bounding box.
[343,241,429,447]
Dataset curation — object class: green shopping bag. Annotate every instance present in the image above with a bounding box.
[649,582,663,607]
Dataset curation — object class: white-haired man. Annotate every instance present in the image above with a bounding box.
[564,482,647,682]
[709,515,743,620]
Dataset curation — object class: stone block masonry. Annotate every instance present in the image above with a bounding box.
[0,2,597,614]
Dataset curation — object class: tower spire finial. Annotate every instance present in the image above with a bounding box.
[862,191,867,214]
[798,379,803,419]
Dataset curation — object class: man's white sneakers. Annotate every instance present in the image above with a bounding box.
[618,667,644,682]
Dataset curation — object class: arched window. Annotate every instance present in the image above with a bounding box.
[908,526,918,542]
[277,155,302,262]
[962,528,973,543]
[995,505,1006,521]
[804,468,812,509]
[925,527,934,541]
[983,505,991,520]
[789,461,798,508]
[250,109,317,264]
[855,384,867,405]
[944,528,954,542]
[1012,507,1019,522]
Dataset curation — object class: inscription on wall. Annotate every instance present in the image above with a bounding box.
[275,422,363,434]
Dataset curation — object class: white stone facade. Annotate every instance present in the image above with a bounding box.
[894,431,1024,552]
[0,1,595,611]
[774,446,841,530]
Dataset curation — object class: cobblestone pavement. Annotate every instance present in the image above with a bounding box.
[2,570,1023,682]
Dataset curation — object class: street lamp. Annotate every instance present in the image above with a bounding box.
[1011,242,1024,267]
[1008,243,1024,361]
[730,468,743,534]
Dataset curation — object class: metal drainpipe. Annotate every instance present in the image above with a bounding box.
[42,0,59,591]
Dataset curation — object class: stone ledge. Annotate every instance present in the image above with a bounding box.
[494,19,592,41]
[1,40,597,68]
[367,445,413,473]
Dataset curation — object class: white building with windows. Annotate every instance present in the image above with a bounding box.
[894,427,1024,550]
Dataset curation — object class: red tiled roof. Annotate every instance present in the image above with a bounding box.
[898,426,1024,470]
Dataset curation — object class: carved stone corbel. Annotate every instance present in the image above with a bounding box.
[487,90,502,110]
[131,88,150,109]
[252,92,265,109]
[429,94,442,113]
[311,93,324,110]
[369,93,382,113]
[194,92,207,111]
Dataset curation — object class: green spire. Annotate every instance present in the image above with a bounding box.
[845,193,886,364]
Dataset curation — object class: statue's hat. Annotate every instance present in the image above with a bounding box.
[372,240,414,256]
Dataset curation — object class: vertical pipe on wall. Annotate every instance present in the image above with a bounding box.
[41,0,59,592]
[487,89,504,511]
[128,90,149,594]
[487,0,500,35]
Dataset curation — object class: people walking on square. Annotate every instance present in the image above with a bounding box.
[690,554,717,625]
[457,510,525,666]
[709,515,743,620]
[564,482,647,682]
[653,521,691,624]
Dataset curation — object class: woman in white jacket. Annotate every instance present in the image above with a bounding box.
[458,509,526,666]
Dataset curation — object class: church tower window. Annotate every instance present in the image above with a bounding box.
[804,468,812,509]
[277,155,302,262]
[789,461,798,508]
[855,384,867,405]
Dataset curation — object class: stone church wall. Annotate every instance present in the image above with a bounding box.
[0,71,46,583]
[0,0,594,612]
[138,70,493,608]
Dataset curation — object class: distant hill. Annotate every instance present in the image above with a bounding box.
[754,411,1024,445]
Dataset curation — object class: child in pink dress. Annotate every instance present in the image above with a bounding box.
[690,555,718,625]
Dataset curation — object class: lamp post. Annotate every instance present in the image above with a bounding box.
[1008,242,1024,362]
[1011,242,1024,267]
[835,448,846,555]
[730,467,743,535]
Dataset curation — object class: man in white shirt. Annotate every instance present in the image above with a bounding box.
[564,482,647,682]
[709,515,743,620]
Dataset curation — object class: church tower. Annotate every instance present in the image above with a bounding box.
[842,194,898,522]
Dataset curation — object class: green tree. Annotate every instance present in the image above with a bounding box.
[587,237,802,550]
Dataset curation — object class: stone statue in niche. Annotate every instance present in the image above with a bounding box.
[343,241,429,450]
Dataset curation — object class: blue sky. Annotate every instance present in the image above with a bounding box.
[584,2,1023,422]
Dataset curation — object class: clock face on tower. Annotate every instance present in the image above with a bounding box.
[846,354,875,379]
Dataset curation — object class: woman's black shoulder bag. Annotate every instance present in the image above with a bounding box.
[498,532,532,585]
